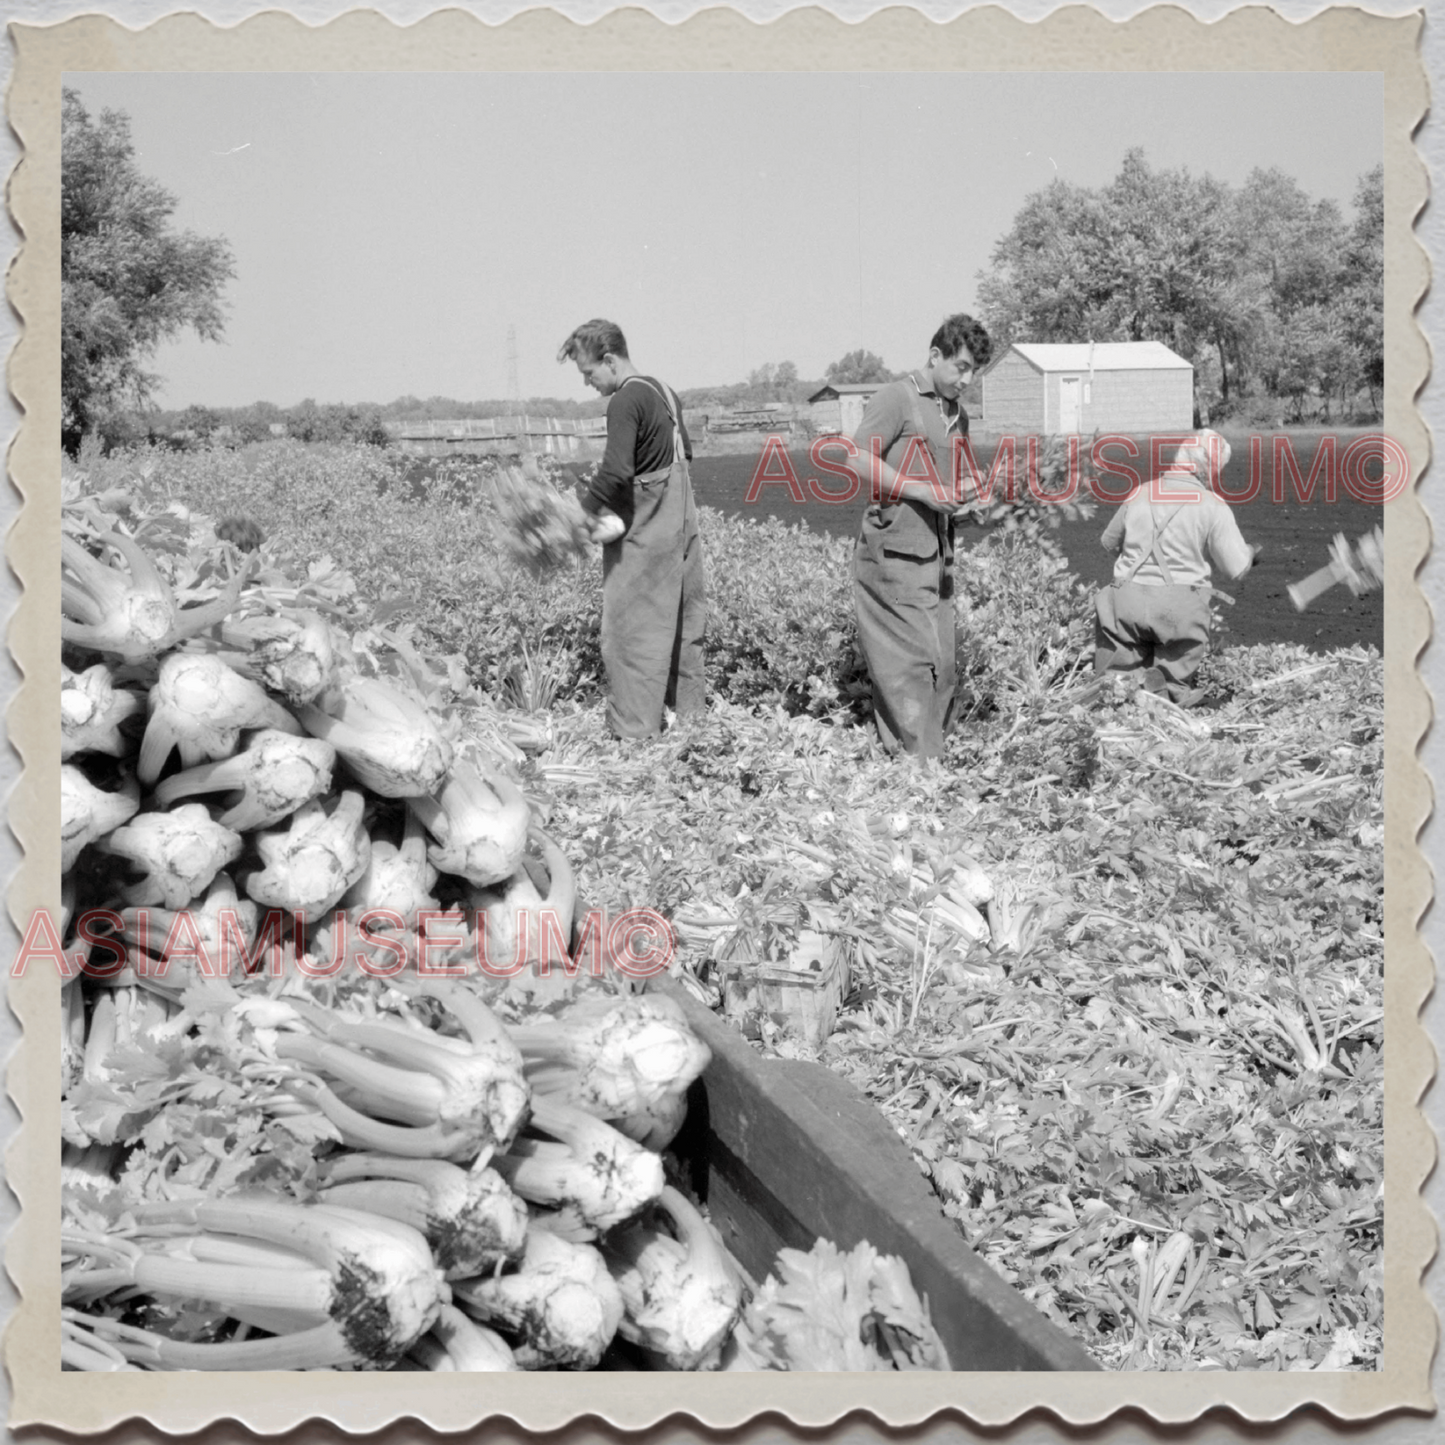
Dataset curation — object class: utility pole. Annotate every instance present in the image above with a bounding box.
[506,324,521,411]
[506,324,530,460]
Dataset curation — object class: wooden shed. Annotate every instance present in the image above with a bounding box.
[981,341,1193,435]
[808,382,884,437]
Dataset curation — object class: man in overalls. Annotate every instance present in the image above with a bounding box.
[847,314,993,758]
[1094,430,1258,705]
[558,319,707,738]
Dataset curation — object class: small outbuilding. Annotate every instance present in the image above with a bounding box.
[981,341,1193,435]
[808,382,884,437]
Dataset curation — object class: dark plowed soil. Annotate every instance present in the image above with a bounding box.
[690,432,1386,654]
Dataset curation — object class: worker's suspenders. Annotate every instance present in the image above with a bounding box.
[1118,506,1183,588]
[625,377,684,488]
[900,383,959,545]
[902,382,963,477]
[1116,504,1238,607]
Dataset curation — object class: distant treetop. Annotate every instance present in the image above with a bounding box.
[824,350,896,386]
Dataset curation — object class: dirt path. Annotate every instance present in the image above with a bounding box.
[690,433,1385,653]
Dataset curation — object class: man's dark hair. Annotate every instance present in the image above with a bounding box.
[557,319,629,365]
[930,313,993,369]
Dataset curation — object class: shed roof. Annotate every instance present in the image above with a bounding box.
[1009,342,1191,373]
[808,382,887,402]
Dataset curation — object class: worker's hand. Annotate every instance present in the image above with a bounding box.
[1229,543,1263,586]
[586,509,627,545]
[947,473,988,519]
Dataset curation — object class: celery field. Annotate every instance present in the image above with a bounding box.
[64,439,1384,1372]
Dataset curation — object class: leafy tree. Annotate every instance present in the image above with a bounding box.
[1102,153,1246,389]
[1230,168,1346,314]
[232,400,283,445]
[977,149,1383,419]
[1257,306,1354,422]
[978,150,1243,385]
[746,362,777,400]
[61,89,235,454]
[975,178,1115,351]
[288,398,325,442]
[773,360,801,399]
[825,349,893,385]
[1231,166,1379,419]
[352,405,393,448]
[178,403,220,444]
[285,399,391,447]
[1338,164,1384,410]
[745,360,803,402]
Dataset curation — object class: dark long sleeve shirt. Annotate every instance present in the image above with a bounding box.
[582,376,693,521]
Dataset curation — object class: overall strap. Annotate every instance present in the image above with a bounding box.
[903,382,933,443]
[902,379,960,451]
[1120,504,1183,586]
[625,375,681,432]
[900,381,952,544]
[622,376,684,484]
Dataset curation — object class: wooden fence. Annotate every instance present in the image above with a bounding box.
[388,405,809,459]
[387,416,610,458]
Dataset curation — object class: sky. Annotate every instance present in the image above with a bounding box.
[64,70,1383,410]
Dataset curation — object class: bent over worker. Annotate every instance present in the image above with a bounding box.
[558,318,707,738]
[847,314,993,758]
[1094,430,1258,707]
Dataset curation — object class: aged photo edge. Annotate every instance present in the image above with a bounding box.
[4,1,1433,1432]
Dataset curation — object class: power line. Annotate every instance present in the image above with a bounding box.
[505,324,521,408]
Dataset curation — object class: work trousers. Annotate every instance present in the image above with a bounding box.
[1093,581,1212,703]
[853,518,955,758]
[600,456,707,739]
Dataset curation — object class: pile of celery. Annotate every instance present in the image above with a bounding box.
[60,475,945,1373]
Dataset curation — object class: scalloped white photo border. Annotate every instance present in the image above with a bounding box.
[3,4,1432,1434]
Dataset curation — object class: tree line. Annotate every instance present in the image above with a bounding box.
[62,94,1381,454]
[59,90,904,452]
[976,148,1383,425]
[139,371,849,450]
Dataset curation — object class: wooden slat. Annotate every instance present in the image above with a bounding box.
[701,1138,804,1282]
[654,978,1099,1372]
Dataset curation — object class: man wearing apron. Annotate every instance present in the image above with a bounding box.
[558,319,707,738]
[847,314,993,758]
[1094,430,1258,705]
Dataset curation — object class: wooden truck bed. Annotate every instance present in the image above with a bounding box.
[652,979,1100,1372]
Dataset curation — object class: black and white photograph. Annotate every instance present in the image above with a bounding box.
[3,1,1435,1436]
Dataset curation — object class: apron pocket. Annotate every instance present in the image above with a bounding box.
[882,540,940,562]
[869,503,940,560]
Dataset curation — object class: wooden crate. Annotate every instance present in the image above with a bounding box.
[752,952,849,1047]
[651,977,1100,1373]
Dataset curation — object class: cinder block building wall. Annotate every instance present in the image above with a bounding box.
[982,342,1194,435]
